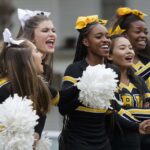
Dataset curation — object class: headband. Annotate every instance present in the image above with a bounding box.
[75,15,107,30]
[108,25,125,36]
[18,8,51,28]
[3,28,24,47]
[117,7,147,20]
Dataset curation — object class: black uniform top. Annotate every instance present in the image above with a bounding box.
[0,77,57,137]
[132,57,150,90]
[58,59,139,150]
[110,75,150,150]
[132,57,150,150]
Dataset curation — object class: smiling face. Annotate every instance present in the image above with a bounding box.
[126,20,148,51]
[109,37,135,69]
[83,23,111,63]
[33,20,57,55]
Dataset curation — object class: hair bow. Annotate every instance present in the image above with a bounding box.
[3,28,24,47]
[108,25,125,36]
[117,7,147,20]
[18,8,51,28]
[75,15,107,30]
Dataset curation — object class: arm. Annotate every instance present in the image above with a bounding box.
[58,63,81,115]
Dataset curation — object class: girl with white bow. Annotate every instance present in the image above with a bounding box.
[17,8,58,143]
[17,8,57,85]
[0,28,56,149]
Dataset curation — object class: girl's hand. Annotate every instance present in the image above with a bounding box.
[33,132,40,150]
[139,119,150,134]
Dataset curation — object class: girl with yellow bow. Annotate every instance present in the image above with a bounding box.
[109,7,150,150]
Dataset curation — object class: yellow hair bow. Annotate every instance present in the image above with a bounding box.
[117,7,147,20]
[108,25,125,36]
[75,15,107,30]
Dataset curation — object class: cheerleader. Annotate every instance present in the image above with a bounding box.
[17,8,57,85]
[0,29,57,146]
[109,7,150,150]
[58,15,150,150]
[107,33,150,150]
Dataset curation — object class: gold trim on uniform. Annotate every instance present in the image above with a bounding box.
[128,108,150,115]
[119,82,136,93]
[144,93,150,99]
[63,76,77,84]
[135,62,150,75]
[51,92,60,105]
[118,108,139,122]
[76,106,107,113]
[0,77,9,87]
[132,61,144,71]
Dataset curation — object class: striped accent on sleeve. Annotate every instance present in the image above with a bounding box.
[63,76,77,84]
[118,108,140,122]
[76,106,107,113]
[0,77,9,88]
[51,92,60,105]
[127,108,150,120]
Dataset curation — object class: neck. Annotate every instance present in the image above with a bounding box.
[86,55,104,66]
[133,54,140,64]
[120,68,129,84]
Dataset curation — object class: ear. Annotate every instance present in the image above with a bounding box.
[107,54,113,61]
[82,38,89,47]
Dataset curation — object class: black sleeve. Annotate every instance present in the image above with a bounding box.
[105,111,139,137]
[0,83,11,103]
[58,85,80,115]
[34,114,46,138]
[114,112,139,131]
[58,63,81,115]
[49,86,58,98]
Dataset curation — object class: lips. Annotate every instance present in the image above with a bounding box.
[46,39,55,48]
[100,44,110,50]
[137,40,146,46]
[124,55,134,63]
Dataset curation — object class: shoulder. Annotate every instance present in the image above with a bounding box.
[0,77,11,103]
[0,77,9,88]
[64,60,85,78]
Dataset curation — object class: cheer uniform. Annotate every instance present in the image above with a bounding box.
[110,76,150,150]
[132,57,150,150]
[0,77,58,137]
[58,59,140,150]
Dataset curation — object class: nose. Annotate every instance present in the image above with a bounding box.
[140,31,147,38]
[48,30,56,37]
[127,47,135,55]
[102,36,111,43]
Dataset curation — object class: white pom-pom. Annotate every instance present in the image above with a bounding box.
[0,94,39,150]
[76,64,118,109]
[36,131,52,150]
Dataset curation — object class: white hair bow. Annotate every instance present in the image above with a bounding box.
[3,28,24,47]
[18,8,51,28]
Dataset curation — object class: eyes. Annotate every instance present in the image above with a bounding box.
[119,45,133,50]
[133,29,148,35]
[95,33,110,39]
[41,28,56,33]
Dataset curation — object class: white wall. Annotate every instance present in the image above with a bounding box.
[127,0,150,31]
[58,0,101,46]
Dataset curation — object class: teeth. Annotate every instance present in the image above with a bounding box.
[101,45,108,48]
